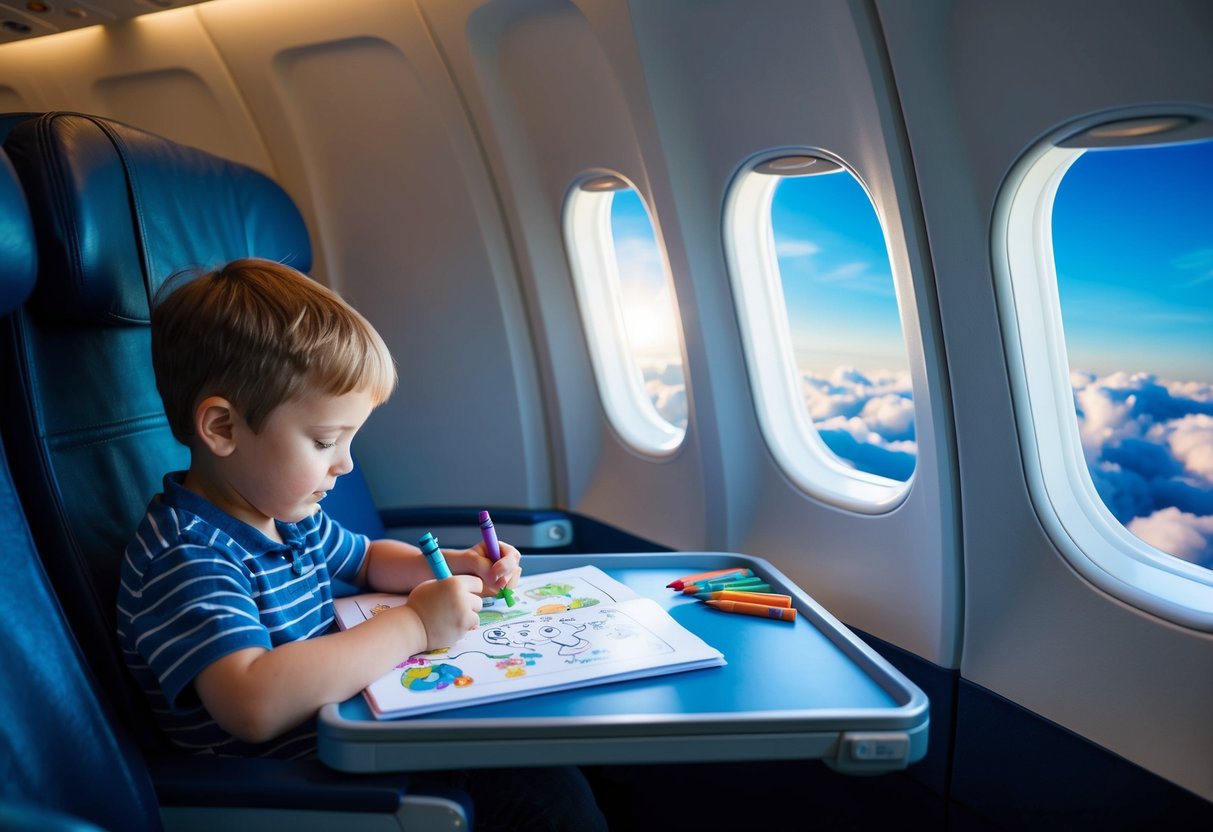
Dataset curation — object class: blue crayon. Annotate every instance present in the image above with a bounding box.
[418,532,452,580]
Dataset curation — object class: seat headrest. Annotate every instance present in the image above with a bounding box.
[0,149,35,316]
[3,112,311,326]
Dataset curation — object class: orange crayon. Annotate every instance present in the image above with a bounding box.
[706,600,797,622]
[696,590,792,608]
[667,567,752,591]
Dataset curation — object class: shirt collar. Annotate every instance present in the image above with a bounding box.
[160,471,306,568]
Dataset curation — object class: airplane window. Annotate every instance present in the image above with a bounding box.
[724,154,914,513]
[563,174,686,455]
[996,115,1213,628]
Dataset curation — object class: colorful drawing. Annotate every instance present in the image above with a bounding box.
[397,657,471,691]
[360,591,725,719]
[478,607,529,626]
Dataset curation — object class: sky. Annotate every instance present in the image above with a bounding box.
[611,189,681,363]
[1053,139,1213,382]
[771,170,907,377]
[1052,138,1213,569]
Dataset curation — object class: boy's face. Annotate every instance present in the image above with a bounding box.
[223,389,376,526]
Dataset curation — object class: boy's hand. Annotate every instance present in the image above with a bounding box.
[403,574,482,651]
[451,540,522,598]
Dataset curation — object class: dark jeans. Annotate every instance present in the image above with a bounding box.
[446,765,610,832]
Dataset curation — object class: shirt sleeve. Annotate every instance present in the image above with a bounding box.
[127,539,271,710]
[311,509,370,584]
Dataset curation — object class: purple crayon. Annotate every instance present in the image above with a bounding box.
[479,510,516,607]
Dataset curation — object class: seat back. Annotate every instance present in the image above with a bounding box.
[0,111,375,747]
[0,143,163,832]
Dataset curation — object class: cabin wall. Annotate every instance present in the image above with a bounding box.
[877,0,1213,803]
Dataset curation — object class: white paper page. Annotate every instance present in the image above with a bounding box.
[363,596,725,719]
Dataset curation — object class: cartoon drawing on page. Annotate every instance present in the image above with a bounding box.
[335,566,642,630]
[364,604,701,717]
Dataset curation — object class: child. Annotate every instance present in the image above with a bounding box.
[117,258,608,829]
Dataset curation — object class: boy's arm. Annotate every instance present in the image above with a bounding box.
[359,537,521,596]
[193,575,481,744]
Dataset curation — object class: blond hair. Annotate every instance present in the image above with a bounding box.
[152,258,397,444]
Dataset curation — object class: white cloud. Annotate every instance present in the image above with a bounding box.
[775,238,820,258]
[1156,413,1213,484]
[1127,507,1213,564]
[829,366,872,388]
[1073,383,1140,461]
[860,394,915,437]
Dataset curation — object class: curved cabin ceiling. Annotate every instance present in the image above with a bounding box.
[0,0,209,43]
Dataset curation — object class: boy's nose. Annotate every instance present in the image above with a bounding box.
[331,449,354,476]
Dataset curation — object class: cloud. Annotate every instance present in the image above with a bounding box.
[1127,508,1213,566]
[775,238,821,258]
[859,394,916,441]
[636,361,1213,567]
[1153,413,1213,482]
[641,360,687,430]
[799,367,917,480]
[1073,371,1213,569]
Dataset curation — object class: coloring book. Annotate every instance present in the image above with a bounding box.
[333,565,725,719]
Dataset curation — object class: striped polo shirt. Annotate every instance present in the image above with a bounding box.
[117,472,369,758]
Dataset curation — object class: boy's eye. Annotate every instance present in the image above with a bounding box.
[314,440,337,450]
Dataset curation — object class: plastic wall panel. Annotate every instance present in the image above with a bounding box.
[876,0,1213,802]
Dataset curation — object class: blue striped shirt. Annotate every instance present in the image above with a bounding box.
[117,472,368,758]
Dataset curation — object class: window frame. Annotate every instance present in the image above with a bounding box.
[992,111,1213,630]
[562,172,686,457]
[722,152,913,514]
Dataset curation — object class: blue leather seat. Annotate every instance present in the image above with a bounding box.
[0,139,162,832]
[0,113,468,830]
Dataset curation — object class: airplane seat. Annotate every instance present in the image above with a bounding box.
[0,140,163,832]
[0,112,470,831]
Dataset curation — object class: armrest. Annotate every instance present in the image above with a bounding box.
[147,754,408,812]
[0,801,104,832]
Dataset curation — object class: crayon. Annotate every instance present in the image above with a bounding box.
[717,582,772,594]
[418,532,452,580]
[667,568,753,591]
[702,576,769,591]
[698,577,761,589]
[683,575,764,593]
[683,580,772,595]
[706,600,797,622]
[693,590,792,608]
[479,510,516,607]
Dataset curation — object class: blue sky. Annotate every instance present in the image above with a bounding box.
[771,171,907,376]
[1053,139,1213,382]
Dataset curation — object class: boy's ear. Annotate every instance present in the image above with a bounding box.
[193,397,239,457]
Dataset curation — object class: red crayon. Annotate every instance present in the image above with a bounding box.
[706,600,797,622]
[667,567,752,591]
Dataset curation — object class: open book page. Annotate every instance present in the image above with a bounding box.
[333,566,725,720]
[333,565,640,631]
